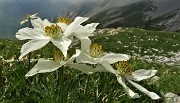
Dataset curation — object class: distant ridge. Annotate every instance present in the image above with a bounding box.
[58,0,180,32]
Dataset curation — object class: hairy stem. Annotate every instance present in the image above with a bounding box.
[60,66,65,103]
[84,75,90,102]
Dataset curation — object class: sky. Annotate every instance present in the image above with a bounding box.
[0,0,70,38]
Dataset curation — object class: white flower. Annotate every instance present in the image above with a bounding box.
[75,39,130,71]
[69,39,130,75]
[25,49,81,77]
[100,62,160,99]
[57,17,99,40]
[20,13,38,25]
[16,16,96,59]
[70,58,160,99]
[71,61,160,99]
[164,92,180,103]
[70,40,160,99]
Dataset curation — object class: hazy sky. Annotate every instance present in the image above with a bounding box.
[0,0,70,38]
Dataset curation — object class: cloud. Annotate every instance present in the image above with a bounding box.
[106,0,143,7]
[64,0,104,4]
[63,0,143,7]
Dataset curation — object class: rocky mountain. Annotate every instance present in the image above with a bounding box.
[58,0,180,32]
[146,9,180,32]
[85,1,155,28]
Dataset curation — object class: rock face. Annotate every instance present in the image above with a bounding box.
[58,0,180,32]
[147,9,180,32]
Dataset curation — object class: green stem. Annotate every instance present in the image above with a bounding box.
[60,66,65,103]
[28,52,31,70]
[101,73,106,102]
[107,85,116,103]
[27,18,32,70]
[0,63,3,91]
[84,75,90,102]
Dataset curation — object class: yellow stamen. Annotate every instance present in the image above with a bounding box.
[45,24,63,39]
[115,61,134,75]
[53,50,65,62]
[21,14,33,23]
[90,43,104,58]
[26,14,32,19]
[57,17,72,25]
[0,60,3,65]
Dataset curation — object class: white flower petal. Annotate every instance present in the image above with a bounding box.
[33,28,50,39]
[76,53,97,64]
[117,76,140,98]
[16,27,36,40]
[101,53,130,64]
[57,23,68,32]
[130,69,157,81]
[126,78,160,100]
[25,59,61,77]
[65,49,81,65]
[20,19,28,25]
[95,64,109,72]
[16,27,47,40]
[30,17,44,28]
[51,38,72,58]
[164,92,180,103]
[73,23,99,39]
[19,39,50,59]
[20,13,38,25]
[30,13,38,18]
[69,63,96,74]
[80,37,91,53]
[165,92,178,98]
[100,61,119,75]
[43,19,52,27]
[64,17,89,37]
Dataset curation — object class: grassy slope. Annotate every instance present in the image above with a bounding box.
[0,28,180,103]
[91,27,180,56]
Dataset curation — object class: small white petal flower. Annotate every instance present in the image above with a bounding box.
[76,40,130,69]
[25,49,81,77]
[75,60,160,99]
[16,16,93,59]
[164,92,180,103]
[106,61,160,99]
[20,13,38,25]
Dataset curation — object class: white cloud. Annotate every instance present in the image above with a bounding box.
[64,0,104,4]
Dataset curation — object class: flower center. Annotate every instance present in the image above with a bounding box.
[90,43,104,58]
[0,60,3,65]
[115,61,134,75]
[57,17,72,25]
[21,13,38,25]
[26,14,33,19]
[53,50,65,62]
[45,24,63,39]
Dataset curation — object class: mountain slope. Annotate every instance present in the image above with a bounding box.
[58,0,180,32]
[85,1,154,28]
[146,9,180,32]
